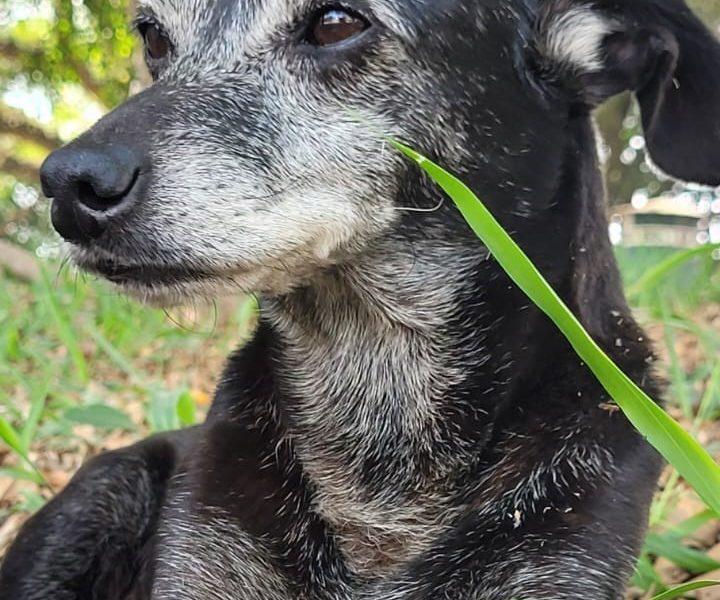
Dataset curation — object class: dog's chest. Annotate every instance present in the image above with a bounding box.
[324,501,457,578]
[150,487,456,599]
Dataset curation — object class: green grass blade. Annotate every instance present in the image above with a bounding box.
[0,466,45,485]
[85,324,147,385]
[20,379,49,451]
[652,581,720,600]
[0,415,50,487]
[667,509,720,539]
[0,415,27,458]
[660,299,694,420]
[645,532,720,574]
[632,553,665,592]
[38,265,89,384]
[392,141,720,514]
[627,243,720,301]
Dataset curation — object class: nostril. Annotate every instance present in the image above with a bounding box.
[77,180,100,208]
[75,169,139,212]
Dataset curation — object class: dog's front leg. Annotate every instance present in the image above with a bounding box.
[0,428,199,600]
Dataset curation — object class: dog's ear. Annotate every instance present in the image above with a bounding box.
[536,0,720,185]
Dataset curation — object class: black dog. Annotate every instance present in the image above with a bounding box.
[3,0,720,598]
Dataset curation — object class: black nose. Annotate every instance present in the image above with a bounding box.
[41,144,141,243]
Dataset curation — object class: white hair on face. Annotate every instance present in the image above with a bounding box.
[544,7,612,72]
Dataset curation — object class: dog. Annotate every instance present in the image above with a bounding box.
[2,0,720,598]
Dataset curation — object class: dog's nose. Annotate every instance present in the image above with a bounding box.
[41,145,141,243]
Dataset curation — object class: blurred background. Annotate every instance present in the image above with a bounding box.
[1,1,720,598]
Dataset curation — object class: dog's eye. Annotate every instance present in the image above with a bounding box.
[141,24,171,60]
[309,7,369,47]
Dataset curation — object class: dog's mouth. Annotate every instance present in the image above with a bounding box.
[79,256,216,287]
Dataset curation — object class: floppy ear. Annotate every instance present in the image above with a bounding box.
[536,0,720,186]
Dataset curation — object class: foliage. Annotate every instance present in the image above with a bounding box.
[0,265,256,490]
[1,0,142,249]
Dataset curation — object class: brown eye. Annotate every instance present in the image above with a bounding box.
[310,8,369,47]
[143,24,170,60]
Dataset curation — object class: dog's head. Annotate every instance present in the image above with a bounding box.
[41,0,720,305]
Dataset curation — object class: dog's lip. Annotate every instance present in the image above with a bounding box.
[82,257,215,285]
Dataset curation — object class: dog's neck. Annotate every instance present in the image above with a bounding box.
[260,228,554,550]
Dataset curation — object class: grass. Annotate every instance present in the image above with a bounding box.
[0,265,256,516]
[0,238,719,596]
[616,248,720,598]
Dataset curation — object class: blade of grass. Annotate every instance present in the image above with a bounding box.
[632,553,665,594]
[696,363,720,426]
[84,323,147,385]
[20,377,49,451]
[627,243,720,301]
[667,509,720,539]
[652,581,720,600]
[38,265,89,385]
[659,298,694,420]
[0,415,50,487]
[0,466,45,485]
[650,469,681,527]
[392,141,720,514]
[645,532,720,574]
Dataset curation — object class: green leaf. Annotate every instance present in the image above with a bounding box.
[652,581,720,600]
[175,390,196,427]
[147,389,181,433]
[632,553,665,593]
[0,415,51,488]
[392,141,720,514]
[0,415,26,457]
[16,489,47,513]
[0,466,45,484]
[645,532,720,574]
[65,404,135,431]
[667,509,720,540]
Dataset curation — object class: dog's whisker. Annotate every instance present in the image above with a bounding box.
[392,198,445,213]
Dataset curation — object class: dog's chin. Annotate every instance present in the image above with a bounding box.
[71,250,306,308]
[108,276,239,308]
[71,252,278,308]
